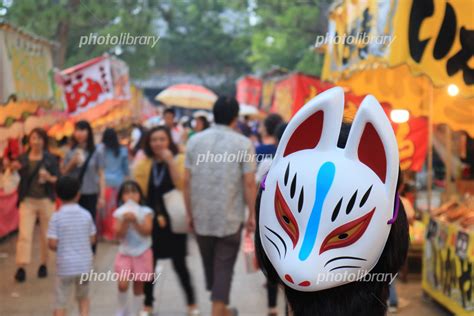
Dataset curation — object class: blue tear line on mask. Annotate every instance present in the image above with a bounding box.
[299,161,335,261]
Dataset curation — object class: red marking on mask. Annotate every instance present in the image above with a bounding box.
[275,183,300,248]
[319,208,375,254]
[285,274,294,284]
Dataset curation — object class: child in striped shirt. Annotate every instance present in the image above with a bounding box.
[48,176,96,316]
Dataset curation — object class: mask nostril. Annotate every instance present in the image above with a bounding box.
[284,274,294,284]
[299,281,311,287]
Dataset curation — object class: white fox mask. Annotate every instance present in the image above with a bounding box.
[259,87,399,292]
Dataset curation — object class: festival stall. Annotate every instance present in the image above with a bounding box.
[0,23,60,238]
[235,68,288,112]
[320,0,473,313]
[236,75,263,107]
[0,23,62,150]
[260,68,289,112]
[270,73,429,172]
[424,193,474,314]
[49,54,132,139]
[234,71,429,172]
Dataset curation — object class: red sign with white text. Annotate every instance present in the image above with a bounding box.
[59,57,114,114]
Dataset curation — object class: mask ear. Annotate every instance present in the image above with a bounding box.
[344,95,398,191]
[273,87,345,165]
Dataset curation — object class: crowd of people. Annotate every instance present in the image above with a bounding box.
[2,97,289,316]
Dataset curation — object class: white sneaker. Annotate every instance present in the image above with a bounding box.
[155,264,164,275]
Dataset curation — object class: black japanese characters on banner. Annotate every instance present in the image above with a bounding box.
[409,0,474,85]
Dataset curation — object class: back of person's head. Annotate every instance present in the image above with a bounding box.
[56,176,80,202]
[213,96,239,126]
[130,124,146,156]
[102,128,120,156]
[263,114,284,137]
[274,122,288,143]
[255,88,409,316]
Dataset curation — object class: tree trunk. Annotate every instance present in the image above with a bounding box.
[52,0,80,68]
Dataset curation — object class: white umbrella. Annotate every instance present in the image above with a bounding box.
[239,104,259,117]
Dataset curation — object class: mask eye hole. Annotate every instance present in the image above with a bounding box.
[320,208,375,254]
[338,233,348,240]
[275,183,300,248]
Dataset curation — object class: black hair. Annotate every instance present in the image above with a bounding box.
[274,123,288,143]
[102,128,120,157]
[213,96,239,126]
[58,136,69,147]
[56,176,80,201]
[163,108,175,117]
[180,116,192,129]
[263,114,284,137]
[397,171,405,192]
[72,120,95,152]
[143,126,179,158]
[130,124,147,156]
[28,127,49,152]
[254,121,409,316]
[117,180,146,206]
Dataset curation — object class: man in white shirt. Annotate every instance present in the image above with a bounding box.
[184,96,256,316]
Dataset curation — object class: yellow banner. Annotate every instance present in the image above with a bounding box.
[390,0,474,96]
[337,65,474,136]
[322,0,474,97]
[0,23,54,103]
[322,0,474,136]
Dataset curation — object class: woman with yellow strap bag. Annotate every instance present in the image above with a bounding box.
[133,126,199,316]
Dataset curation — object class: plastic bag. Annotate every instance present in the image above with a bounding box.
[1,169,20,194]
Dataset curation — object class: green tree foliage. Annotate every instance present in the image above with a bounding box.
[153,0,251,75]
[247,0,330,76]
[1,0,158,78]
[0,0,329,80]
